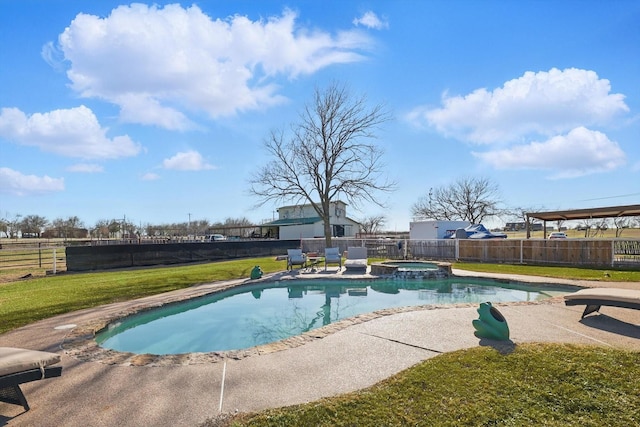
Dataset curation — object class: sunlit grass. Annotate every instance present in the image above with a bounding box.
[453,262,640,282]
[217,344,640,427]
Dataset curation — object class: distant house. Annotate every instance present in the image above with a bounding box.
[42,227,89,239]
[260,201,360,240]
[504,222,527,231]
[504,222,542,232]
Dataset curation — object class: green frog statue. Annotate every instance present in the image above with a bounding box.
[472,302,510,341]
[250,265,263,280]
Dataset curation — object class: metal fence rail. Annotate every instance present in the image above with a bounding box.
[614,240,640,265]
[0,241,67,272]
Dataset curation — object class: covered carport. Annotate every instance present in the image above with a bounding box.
[525,204,640,238]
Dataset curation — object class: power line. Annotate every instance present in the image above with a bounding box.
[578,193,640,202]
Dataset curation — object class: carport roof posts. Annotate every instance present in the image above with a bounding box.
[525,204,640,238]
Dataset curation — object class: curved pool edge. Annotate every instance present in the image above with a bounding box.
[61,268,574,367]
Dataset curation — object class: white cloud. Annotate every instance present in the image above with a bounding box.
[353,11,389,30]
[116,94,195,130]
[141,172,161,181]
[40,41,65,72]
[67,163,104,173]
[49,4,374,129]
[412,68,628,144]
[0,167,65,196]
[162,151,215,171]
[0,106,141,159]
[473,127,626,179]
[407,68,630,178]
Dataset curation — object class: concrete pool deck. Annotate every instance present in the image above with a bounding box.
[1,268,639,426]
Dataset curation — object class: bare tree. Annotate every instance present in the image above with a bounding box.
[503,206,544,232]
[190,219,211,236]
[579,218,597,238]
[249,81,395,247]
[358,214,387,236]
[0,217,7,237]
[5,214,22,238]
[222,217,253,237]
[108,220,122,237]
[122,218,138,238]
[594,218,609,237]
[613,216,630,237]
[412,177,502,224]
[92,219,110,239]
[19,215,49,237]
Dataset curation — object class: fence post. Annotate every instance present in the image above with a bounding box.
[520,239,523,264]
[455,239,459,260]
[611,240,615,267]
[53,249,57,274]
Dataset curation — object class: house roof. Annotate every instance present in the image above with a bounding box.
[262,217,323,226]
[276,200,347,211]
[526,204,640,222]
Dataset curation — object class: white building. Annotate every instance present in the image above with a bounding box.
[262,201,360,240]
[409,220,470,239]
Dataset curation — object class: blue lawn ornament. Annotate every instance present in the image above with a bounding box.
[472,302,510,341]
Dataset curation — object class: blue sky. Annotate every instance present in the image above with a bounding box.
[1,0,639,231]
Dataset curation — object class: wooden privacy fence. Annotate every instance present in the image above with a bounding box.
[456,239,616,266]
[301,238,640,268]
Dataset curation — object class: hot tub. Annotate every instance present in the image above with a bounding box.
[370,261,451,279]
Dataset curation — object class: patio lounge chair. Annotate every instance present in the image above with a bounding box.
[287,249,307,270]
[344,247,368,271]
[324,247,342,270]
[0,347,63,411]
[564,288,640,319]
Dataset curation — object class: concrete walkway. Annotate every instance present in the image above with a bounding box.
[1,269,639,426]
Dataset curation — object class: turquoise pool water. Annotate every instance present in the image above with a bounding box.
[382,261,438,270]
[96,277,569,355]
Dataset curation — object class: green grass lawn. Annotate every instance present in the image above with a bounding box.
[453,262,640,282]
[217,343,639,427]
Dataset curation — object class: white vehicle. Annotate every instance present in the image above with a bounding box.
[548,232,568,239]
[204,234,226,242]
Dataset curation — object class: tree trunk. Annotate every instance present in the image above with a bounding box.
[323,218,332,248]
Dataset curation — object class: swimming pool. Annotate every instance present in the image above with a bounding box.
[96,277,569,355]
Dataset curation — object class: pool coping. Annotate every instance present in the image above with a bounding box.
[60,268,580,367]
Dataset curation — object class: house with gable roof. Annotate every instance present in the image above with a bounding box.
[260,200,360,240]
